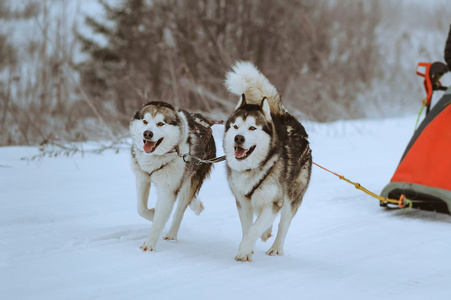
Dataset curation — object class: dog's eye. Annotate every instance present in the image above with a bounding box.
[249,126,256,131]
[143,120,148,125]
[233,125,238,130]
[156,122,164,127]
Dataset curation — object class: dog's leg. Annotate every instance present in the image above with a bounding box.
[236,196,253,239]
[140,190,176,252]
[266,198,294,256]
[164,182,191,241]
[135,173,154,221]
[235,206,276,262]
[267,165,310,256]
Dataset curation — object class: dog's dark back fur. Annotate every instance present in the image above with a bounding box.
[275,112,312,209]
[179,109,216,196]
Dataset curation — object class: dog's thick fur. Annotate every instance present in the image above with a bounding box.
[130,101,216,252]
[223,61,312,261]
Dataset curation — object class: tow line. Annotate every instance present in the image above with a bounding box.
[312,162,412,209]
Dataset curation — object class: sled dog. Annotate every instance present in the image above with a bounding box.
[130,101,216,252]
[223,61,312,261]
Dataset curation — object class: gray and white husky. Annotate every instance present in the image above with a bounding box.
[130,101,216,252]
[223,61,312,261]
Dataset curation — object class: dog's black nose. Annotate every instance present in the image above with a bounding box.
[234,135,245,144]
[143,130,153,140]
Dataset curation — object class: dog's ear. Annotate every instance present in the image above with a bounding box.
[261,97,271,120]
[234,93,247,110]
[133,110,141,120]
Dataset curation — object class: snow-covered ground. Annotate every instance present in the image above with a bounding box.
[1,116,450,300]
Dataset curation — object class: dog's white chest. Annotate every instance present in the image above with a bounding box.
[135,151,185,183]
[229,170,255,195]
[229,168,276,199]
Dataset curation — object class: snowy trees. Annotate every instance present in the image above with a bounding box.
[79,0,382,123]
[1,1,84,145]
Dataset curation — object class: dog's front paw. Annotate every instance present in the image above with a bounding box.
[163,234,177,241]
[235,252,253,262]
[140,241,156,252]
[266,247,284,256]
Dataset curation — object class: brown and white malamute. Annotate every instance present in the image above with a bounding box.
[223,62,312,261]
[130,101,216,252]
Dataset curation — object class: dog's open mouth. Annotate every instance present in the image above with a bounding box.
[143,138,163,153]
[234,145,256,160]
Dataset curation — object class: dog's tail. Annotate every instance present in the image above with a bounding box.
[225,61,284,114]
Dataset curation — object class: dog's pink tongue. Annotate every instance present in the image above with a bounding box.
[235,147,247,158]
[143,141,156,153]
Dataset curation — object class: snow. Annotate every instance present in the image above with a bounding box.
[1,116,451,300]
